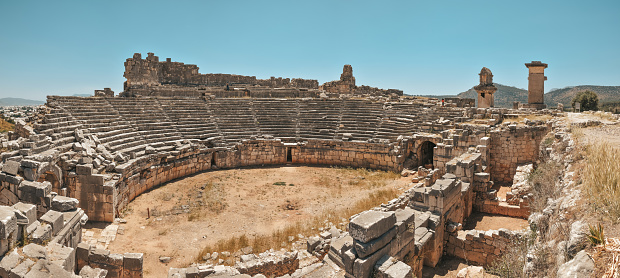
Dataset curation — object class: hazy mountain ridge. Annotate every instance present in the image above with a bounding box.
[545,85,620,107]
[0,98,45,106]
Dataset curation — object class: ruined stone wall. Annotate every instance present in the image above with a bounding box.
[89,139,405,222]
[446,229,522,267]
[294,140,404,172]
[489,125,550,184]
[124,53,319,95]
[76,243,143,278]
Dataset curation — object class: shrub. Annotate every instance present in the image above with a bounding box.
[571,90,599,111]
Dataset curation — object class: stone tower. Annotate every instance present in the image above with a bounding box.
[340,64,356,88]
[474,67,497,108]
[525,61,548,109]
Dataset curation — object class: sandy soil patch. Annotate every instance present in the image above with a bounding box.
[90,166,407,276]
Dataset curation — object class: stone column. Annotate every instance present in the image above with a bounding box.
[474,67,497,108]
[525,61,548,109]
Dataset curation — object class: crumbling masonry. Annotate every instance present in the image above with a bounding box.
[0,53,560,277]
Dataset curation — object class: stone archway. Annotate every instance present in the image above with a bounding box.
[418,141,436,169]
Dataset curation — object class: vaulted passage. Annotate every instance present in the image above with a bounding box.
[418,141,436,168]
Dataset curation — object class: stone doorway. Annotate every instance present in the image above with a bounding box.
[418,141,436,168]
[286,148,293,163]
[211,153,217,168]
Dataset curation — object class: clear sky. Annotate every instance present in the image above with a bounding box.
[0,0,618,100]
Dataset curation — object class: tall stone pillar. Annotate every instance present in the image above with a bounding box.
[474,67,497,108]
[525,61,548,109]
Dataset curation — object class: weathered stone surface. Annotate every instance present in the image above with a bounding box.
[353,241,391,278]
[0,206,17,240]
[456,266,484,278]
[556,250,594,278]
[2,161,20,176]
[24,259,74,277]
[0,250,23,277]
[46,242,76,272]
[30,223,52,244]
[51,196,79,212]
[23,243,47,260]
[39,210,64,236]
[79,265,108,278]
[349,211,396,243]
[123,252,143,271]
[354,227,397,258]
[383,260,413,278]
[11,258,35,278]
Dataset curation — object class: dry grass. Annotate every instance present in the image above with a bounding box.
[583,141,620,222]
[502,114,554,126]
[528,160,563,214]
[195,187,399,264]
[0,118,14,133]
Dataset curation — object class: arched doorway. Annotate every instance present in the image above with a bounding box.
[418,141,436,169]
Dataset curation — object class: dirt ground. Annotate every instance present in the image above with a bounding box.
[463,212,528,231]
[89,166,407,276]
[422,256,499,278]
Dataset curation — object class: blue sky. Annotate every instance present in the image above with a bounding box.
[0,0,618,100]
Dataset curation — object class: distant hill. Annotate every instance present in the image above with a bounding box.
[0,98,45,106]
[457,83,528,108]
[545,85,620,107]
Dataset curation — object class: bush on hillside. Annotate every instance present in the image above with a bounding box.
[571,90,599,111]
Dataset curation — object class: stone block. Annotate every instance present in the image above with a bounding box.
[2,161,20,176]
[39,210,64,236]
[394,207,415,234]
[0,250,22,277]
[79,265,108,278]
[18,180,52,200]
[30,223,52,244]
[0,206,17,240]
[10,258,34,278]
[25,259,74,277]
[353,241,391,278]
[343,247,357,274]
[51,196,79,212]
[46,242,76,272]
[354,227,397,258]
[384,261,413,278]
[349,211,396,243]
[123,253,143,271]
[23,243,47,260]
[76,164,93,176]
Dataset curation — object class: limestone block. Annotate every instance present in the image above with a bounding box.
[18,180,52,201]
[0,250,22,277]
[374,255,396,278]
[384,260,413,278]
[394,207,416,234]
[349,211,396,243]
[10,258,34,278]
[76,164,94,176]
[29,223,52,244]
[354,227,397,258]
[0,206,17,240]
[79,265,108,278]
[343,248,357,274]
[51,196,79,212]
[46,242,76,272]
[39,210,64,236]
[2,161,20,176]
[76,242,91,271]
[353,241,391,278]
[23,243,47,260]
[123,252,143,271]
[25,259,75,277]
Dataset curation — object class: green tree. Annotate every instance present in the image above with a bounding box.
[571,90,599,111]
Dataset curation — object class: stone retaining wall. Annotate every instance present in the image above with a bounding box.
[489,125,549,184]
[446,229,522,266]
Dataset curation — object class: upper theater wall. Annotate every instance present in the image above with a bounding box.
[123,52,319,91]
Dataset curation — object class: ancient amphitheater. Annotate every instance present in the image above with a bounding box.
[0,53,611,277]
